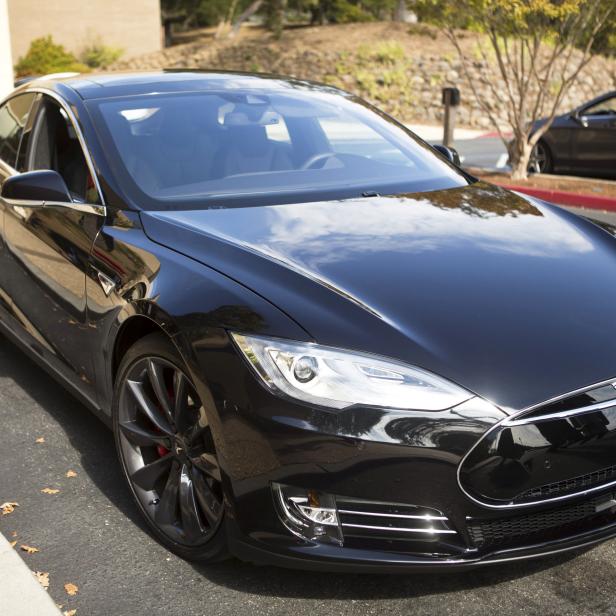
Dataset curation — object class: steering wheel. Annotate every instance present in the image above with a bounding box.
[300,152,338,170]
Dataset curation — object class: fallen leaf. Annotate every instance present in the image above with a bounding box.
[64,610,77,616]
[9,541,17,548]
[11,531,17,537]
[20,544,39,554]
[1,501,18,515]
[34,571,50,589]
[41,488,60,495]
[64,582,78,596]
[65,470,77,478]
[35,437,45,444]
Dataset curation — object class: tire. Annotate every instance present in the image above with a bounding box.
[528,140,553,174]
[113,332,229,562]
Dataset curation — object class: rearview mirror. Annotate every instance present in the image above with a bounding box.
[1,170,72,204]
[433,144,461,167]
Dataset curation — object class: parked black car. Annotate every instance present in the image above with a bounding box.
[529,90,616,178]
[3,71,616,572]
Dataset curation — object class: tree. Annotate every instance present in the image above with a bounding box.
[263,0,288,37]
[417,0,614,180]
[229,0,265,37]
[394,0,408,21]
[161,0,251,29]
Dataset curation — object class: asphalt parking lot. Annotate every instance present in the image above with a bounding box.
[2,203,616,615]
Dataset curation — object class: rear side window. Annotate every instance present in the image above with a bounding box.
[0,93,36,167]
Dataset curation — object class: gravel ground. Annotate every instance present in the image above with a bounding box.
[2,328,616,615]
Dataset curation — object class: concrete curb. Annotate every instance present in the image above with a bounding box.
[496,184,616,212]
[0,532,62,616]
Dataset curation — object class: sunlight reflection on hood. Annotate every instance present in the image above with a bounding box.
[258,197,593,269]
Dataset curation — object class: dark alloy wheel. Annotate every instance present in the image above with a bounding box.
[528,140,553,174]
[113,333,228,561]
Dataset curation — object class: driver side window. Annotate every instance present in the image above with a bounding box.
[27,96,99,203]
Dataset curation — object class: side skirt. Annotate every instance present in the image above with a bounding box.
[0,310,111,428]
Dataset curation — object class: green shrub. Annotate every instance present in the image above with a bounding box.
[331,0,373,23]
[15,36,89,78]
[380,66,407,87]
[80,39,123,69]
[354,69,379,97]
[358,40,406,64]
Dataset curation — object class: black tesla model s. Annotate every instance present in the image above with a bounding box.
[3,71,616,572]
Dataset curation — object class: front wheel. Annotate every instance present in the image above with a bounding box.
[113,332,229,562]
[528,140,553,174]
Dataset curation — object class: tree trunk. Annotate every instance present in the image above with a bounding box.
[265,0,287,38]
[394,0,407,22]
[229,0,263,37]
[507,137,533,181]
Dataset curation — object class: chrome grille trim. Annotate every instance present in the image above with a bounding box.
[519,377,616,414]
[341,523,457,534]
[337,509,448,521]
[503,398,616,427]
[335,497,458,544]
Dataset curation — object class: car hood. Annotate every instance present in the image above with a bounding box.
[140,182,616,412]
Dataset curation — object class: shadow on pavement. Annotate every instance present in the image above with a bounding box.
[0,334,149,534]
[0,334,585,601]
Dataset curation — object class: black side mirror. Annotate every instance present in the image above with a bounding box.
[433,144,461,167]
[1,170,72,203]
[570,111,588,127]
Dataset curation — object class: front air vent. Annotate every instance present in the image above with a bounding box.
[467,493,616,550]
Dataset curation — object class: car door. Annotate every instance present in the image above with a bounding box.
[0,92,37,313]
[571,94,616,177]
[2,92,105,406]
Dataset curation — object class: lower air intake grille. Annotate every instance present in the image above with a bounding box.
[335,497,463,554]
[468,494,616,550]
[515,464,616,503]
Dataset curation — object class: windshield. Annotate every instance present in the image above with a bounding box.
[88,88,471,210]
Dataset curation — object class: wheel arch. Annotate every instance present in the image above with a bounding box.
[106,302,211,414]
[111,314,168,383]
[109,299,191,385]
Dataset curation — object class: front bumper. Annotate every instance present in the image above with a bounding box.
[192,339,616,571]
[228,515,616,573]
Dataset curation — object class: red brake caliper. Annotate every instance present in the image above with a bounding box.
[156,383,175,458]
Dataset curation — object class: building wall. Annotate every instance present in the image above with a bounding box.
[7,0,161,64]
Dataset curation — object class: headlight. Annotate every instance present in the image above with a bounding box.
[231,333,472,411]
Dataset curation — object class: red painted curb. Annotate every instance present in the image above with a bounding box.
[496,183,616,212]
[478,130,512,139]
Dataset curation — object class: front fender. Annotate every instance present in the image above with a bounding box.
[87,209,311,415]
